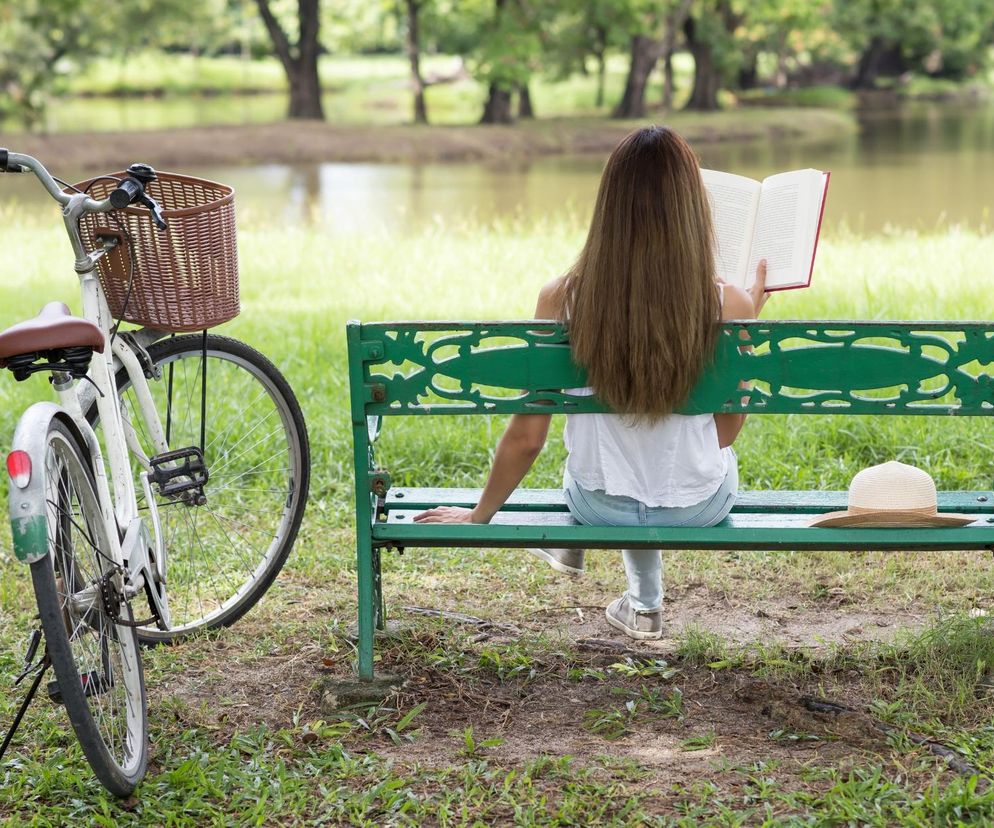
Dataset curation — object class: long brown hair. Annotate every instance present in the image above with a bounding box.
[559,125,719,419]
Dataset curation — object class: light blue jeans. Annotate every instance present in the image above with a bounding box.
[564,448,739,611]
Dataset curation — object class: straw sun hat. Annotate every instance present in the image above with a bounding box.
[808,461,975,528]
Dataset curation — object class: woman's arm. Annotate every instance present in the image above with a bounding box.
[414,413,551,524]
[714,259,768,448]
[414,277,565,525]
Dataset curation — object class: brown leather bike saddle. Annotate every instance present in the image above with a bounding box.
[0,301,104,367]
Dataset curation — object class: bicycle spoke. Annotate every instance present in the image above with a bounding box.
[207,425,286,481]
[32,423,146,792]
[102,335,308,639]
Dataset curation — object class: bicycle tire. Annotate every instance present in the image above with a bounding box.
[29,419,148,796]
[100,334,310,643]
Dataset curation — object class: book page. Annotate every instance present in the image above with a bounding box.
[700,169,761,288]
[746,169,825,289]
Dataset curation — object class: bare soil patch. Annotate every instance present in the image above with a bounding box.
[524,588,924,651]
[0,110,854,172]
[332,622,964,814]
[147,579,966,811]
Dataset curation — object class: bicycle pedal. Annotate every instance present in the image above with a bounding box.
[80,670,114,697]
[47,670,114,704]
[149,447,209,497]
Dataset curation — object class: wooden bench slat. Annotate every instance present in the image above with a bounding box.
[387,487,994,515]
[377,509,994,551]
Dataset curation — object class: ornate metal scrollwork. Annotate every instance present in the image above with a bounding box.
[358,321,994,417]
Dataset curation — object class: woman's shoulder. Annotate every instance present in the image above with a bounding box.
[719,283,756,320]
[535,275,567,319]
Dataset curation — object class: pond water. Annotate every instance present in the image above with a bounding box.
[3,102,993,237]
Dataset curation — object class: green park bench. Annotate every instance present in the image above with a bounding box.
[347,319,994,680]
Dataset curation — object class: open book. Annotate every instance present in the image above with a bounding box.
[701,168,830,291]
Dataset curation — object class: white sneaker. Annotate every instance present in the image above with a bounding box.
[605,594,663,640]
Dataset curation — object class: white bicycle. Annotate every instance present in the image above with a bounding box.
[0,150,310,795]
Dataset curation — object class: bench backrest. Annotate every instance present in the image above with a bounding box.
[347,320,994,421]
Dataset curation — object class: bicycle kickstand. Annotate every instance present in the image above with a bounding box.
[0,630,51,763]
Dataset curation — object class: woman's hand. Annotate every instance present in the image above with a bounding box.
[748,258,769,316]
[414,506,483,524]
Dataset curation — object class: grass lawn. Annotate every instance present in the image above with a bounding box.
[3,211,994,823]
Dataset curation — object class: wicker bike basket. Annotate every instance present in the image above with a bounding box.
[73,172,239,332]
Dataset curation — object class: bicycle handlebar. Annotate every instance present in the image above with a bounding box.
[109,177,143,209]
[0,149,167,230]
[109,164,167,230]
[0,149,106,211]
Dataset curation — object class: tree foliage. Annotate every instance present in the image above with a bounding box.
[1,0,993,129]
[832,0,994,86]
[0,0,226,127]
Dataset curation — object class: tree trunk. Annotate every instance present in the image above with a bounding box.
[658,0,691,110]
[738,52,758,90]
[287,61,324,119]
[517,84,534,119]
[593,24,607,108]
[683,15,721,111]
[405,0,428,124]
[480,85,514,123]
[775,51,789,89]
[661,52,674,109]
[595,50,606,108]
[852,36,906,89]
[256,0,324,120]
[479,0,513,123]
[613,36,662,119]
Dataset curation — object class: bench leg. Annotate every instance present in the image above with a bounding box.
[356,528,376,681]
[373,545,385,631]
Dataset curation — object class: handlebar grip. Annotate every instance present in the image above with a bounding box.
[109,177,144,209]
[0,149,24,173]
[0,149,26,173]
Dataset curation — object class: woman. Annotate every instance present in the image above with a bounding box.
[415,126,768,640]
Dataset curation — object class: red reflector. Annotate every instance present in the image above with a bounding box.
[7,450,31,488]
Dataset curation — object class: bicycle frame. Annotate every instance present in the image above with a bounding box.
[5,152,173,627]
[1,147,311,795]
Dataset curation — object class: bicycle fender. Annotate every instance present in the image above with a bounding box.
[7,402,90,564]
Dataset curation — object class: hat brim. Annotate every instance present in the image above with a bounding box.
[808,510,976,528]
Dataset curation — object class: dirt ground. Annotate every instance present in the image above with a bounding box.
[530,586,924,650]
[0,110,854,172]
[150,580,964,811]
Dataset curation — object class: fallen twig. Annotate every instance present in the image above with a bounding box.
[800,696,986,783]
[401,606,521,635]
[522,604,605,617]
[575,638,660,659]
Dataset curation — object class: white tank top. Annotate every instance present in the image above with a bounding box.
[562,284,727,508]
[564,405,727,507]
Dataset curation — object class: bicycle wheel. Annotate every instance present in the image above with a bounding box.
[29,419,148,796]
[104,334,309,642]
